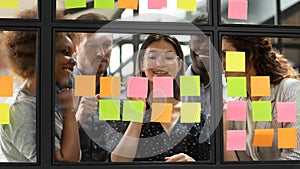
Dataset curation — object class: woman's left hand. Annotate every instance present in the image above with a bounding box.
[164,153,196,162]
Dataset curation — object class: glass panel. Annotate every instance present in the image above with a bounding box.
[0,0,38,19]
[221,0,276,25]
[222,35,300,161]
[280,0,300,26]
[56,0,208,23]
[54,31,213,163]
[0,30,37,163]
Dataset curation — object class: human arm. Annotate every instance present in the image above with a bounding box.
[278,79,300,160]
[55,88,80,162]
[5,101,36,162]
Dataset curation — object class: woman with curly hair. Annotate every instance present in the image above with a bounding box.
[222,36,300,161]
[0,8,80,162]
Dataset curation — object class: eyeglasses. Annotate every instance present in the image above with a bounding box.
[144,50,180,66]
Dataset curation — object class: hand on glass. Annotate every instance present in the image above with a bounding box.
[76,94,100,125]
[164,153,195,162]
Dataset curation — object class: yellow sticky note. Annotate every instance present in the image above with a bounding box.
[0,76,13,97]
[64,0,86,9]
[0,0,18,8]
[225,51,245,72]
[252,129,274,147]
[118,0,138,10]
[0,103,9,124]
[278,128,297,148]
[180,102,201,123]
[74,75,96,96]
[151,103,172,123]
[100,77,120,98]
[177,0,196,11]
[250,76,270,97]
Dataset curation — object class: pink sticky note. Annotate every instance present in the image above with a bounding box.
[153,77,173,98]
[226,101,247,121]
[148,0,167,9]
[277,102,296,122]
[127,77,148,98]
[228,0,248,20]
[226,130,246,150]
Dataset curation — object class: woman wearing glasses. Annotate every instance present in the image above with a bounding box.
[111,34,210,162]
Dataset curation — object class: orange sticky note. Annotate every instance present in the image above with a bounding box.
[252,129,274,147]
[74,75,96,96]
[151,103,172,123]
[278,128,297,148]
[118,0,138,10]
[250,76,270,97]
[0,103,9,124]
[100,77,120,98]
[0,76,13,97]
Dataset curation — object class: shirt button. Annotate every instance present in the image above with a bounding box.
[93,145,97,149]
[94,127,98,131]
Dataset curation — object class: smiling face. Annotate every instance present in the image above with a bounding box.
[76,33,112,76]
[142,40,182,81]
[55,34,76,86]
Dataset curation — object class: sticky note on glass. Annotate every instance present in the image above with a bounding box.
[148,0,167,9]
[180,76,200,96]
[118,0,138,10]
[252,129,274,147]
[252,101,272,121]
[99,99,120,120]
[122,100,144,122]
[277,102,296,122]
[278,128,297,148]
[151,103,172,123]
[100,77,120,98]
[127,77,148,98]
[225,51,245,72]
[228,0,248,20]
[94,0,114,9]
[74,75,95,96]
[153,77,173,98]
[177,0,196,11]
[0,0,18,8]
[64,0,86,9]
[226,101,247,121]
[0,103,9,124]
[0,76,13,97]
[181,102,201,123]
[226,77,247,97]
[226,130,246,150]
[250,76,270,97]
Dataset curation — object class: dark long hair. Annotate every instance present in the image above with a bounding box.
[136,34,184,100]
[223,35,299,84]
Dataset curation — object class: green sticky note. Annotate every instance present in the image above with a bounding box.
[122,100,144,122]
[252,101,272,121]
[177,0,196,11]
[225,51,245,72]
[0,103,9,124]
[65,0,86,9]
[180,76,200,96]
[227,77,247,97]
[0,0,18,8]
[94,0,114,8]
[99,99,120,120]
[180,102,201,123]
